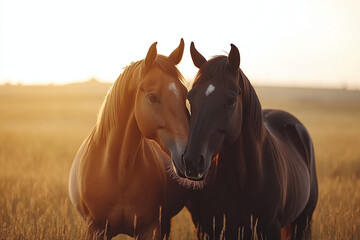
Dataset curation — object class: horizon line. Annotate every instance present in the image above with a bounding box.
[1,78,358,91]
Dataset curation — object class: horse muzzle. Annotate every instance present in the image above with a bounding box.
[180,153,206,181]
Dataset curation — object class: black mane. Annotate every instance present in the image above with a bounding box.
[240,69,265,141]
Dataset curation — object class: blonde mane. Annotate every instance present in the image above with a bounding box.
[95,60,142,141]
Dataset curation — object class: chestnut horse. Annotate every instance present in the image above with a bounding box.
[172,42,318,239]
[69,39,190,239]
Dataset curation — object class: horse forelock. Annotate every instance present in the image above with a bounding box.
[193,56,233,88]
[154,55,184,83]
[95,56,184,141]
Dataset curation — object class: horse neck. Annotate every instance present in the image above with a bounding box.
[220,70,265,188]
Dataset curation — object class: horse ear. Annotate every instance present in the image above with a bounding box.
[168,38,184,65]
[145,42,157,68]
[190,42,207,69]
[228,44,240,72]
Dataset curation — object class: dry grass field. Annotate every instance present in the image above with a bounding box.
[0,82,359,239]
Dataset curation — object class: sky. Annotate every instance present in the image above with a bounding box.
[0,0,359,89]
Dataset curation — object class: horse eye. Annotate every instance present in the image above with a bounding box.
[147,93,160,104]
[226,97,237,107]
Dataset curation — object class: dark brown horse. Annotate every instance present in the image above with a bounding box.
[172,42,318,239]
[69,39,190,239]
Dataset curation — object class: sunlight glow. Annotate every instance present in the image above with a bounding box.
[0,0,359,89]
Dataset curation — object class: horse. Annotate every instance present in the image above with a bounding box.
[68,39,191,240]
[172,42,318,239]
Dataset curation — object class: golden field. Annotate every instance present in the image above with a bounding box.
[0,82,359,239]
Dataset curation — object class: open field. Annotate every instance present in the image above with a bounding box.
[0,82,359,239]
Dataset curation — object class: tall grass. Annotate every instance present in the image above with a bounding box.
[0,84,359,239]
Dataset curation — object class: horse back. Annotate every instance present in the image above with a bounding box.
[264,109,314,163]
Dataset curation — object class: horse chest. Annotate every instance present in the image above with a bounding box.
[189,175,283,238]
[80,153,166,226]
[191,184,244,220]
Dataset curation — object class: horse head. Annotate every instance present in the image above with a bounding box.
[134,39,190,173]
[177,42,244,181]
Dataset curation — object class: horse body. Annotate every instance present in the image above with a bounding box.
[69,40,190,239]
[71,128,184,238]
[187,110,317,239]
[263,109,318,238]
[178,43,318,239]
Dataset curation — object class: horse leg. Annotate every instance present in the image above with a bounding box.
[292,159,318,240]
[136,222,161,240]
[86,218,106,240]
[281,224,292,240]
[161,218,171,240]
[266,221,282,240]
[191,224,208,240]
[290,211,312,240]
[85,218,116,240]
[290,201,316,240]
[291,184,318,239]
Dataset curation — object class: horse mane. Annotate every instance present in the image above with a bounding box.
[95,55,183,141]
[239,69,265,142]
[193,56,265,142]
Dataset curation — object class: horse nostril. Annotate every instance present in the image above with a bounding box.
[196,155,205,172]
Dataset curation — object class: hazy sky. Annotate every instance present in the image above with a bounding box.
[1,0,359,88]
